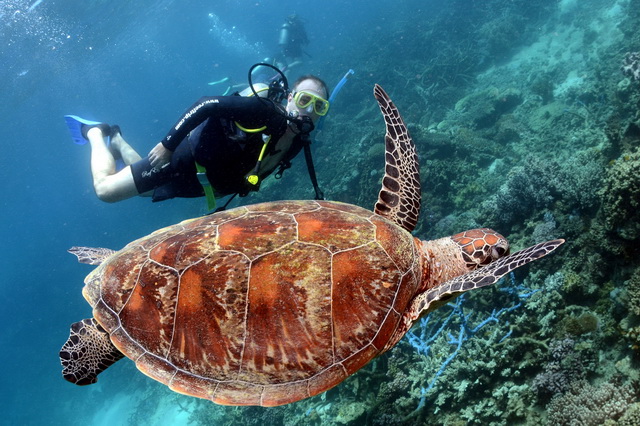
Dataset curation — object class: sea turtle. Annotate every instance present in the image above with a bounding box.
[60,85,563,406]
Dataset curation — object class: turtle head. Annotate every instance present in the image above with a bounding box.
[415,228,510,297]
[409,231,563,322]
[451,228,510,271]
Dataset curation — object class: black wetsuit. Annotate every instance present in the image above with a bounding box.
[131,95,294,202]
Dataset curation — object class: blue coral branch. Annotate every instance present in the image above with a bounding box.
[406,271,537,410]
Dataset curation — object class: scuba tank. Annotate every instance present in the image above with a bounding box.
[278,21,291,47]
[237,83,269,98]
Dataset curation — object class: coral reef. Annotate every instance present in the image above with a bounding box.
[619,403,640,426]
[546,380,636,425]
[531,337,596,401]
[453,87,523,129]
[626,269,640,317]
[562,312,599,336]
[601,148,640,241]
[621,52,640,81]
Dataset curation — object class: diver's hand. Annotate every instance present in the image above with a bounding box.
[149,143,172,168]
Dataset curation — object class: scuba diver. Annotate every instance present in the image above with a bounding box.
[209,15,309,91]
[275,14,309,76]
[65,68,330,210]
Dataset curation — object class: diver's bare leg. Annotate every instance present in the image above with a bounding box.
[110,131,142,166]
[86,127,139,203]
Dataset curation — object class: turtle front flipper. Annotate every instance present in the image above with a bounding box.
[411,239,565,319]
[373,84,421,233]
[60,318,124,385]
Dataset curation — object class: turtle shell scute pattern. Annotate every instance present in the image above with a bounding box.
[86,200,421,406]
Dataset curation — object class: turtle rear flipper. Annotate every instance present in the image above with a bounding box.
[60,318,124,385]
[68,247,116,265]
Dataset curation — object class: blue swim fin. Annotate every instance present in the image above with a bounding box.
[64,115,104,145]
[64,115,125,171]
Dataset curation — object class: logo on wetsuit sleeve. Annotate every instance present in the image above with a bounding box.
[174,99,220,132]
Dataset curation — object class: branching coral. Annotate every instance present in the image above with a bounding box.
[546,380,636,425]
[532,338,590,400]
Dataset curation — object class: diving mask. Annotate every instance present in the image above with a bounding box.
[293,91,330,116]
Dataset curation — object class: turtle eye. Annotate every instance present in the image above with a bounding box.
[491,243,509,259]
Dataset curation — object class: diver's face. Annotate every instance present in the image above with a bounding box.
[286,79,328,123]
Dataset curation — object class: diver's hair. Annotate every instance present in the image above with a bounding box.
[294,75,330,99]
